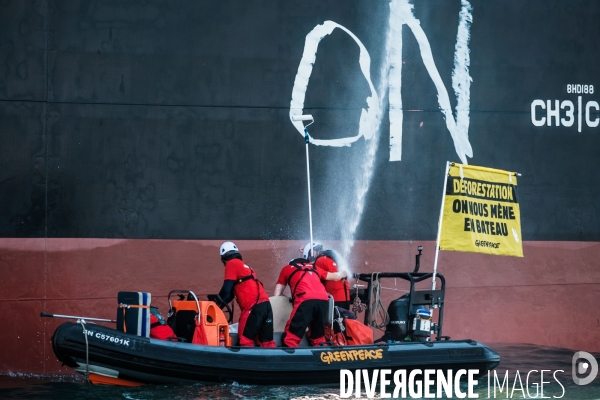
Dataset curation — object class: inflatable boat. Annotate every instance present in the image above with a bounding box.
[49,266,500,386]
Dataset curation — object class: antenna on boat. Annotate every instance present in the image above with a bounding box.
[292,114,315,252]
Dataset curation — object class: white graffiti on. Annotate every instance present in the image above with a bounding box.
[289,20,380,147]
[290,0,474,164]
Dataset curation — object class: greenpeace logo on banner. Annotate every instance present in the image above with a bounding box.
[531,84,599,131]
[475,240,500,248]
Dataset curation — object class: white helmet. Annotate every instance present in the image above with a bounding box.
[302,242,323,260]
[220,241,238,256]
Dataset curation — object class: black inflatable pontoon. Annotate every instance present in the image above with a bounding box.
[52,321,499,385]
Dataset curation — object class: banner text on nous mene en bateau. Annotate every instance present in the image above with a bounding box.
[439,164,523,257]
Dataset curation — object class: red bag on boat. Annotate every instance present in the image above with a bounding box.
[325,325,348,346]
[150,315,177,341]
[191,317,208,345]
[344,319,374,345]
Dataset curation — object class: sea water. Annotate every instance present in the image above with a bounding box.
[1,343,598,399]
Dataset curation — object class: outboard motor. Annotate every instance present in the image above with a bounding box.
[386,295,410,340]
[376,294,410,342]
[378,294,432,343]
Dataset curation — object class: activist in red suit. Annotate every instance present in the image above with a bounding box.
[274,255,346,347]
[301,243,350,310]
[214,241,275,347]
[304,243,351,310]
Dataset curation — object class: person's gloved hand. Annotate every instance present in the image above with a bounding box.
[339,270,348,279]
[207,294,226,309]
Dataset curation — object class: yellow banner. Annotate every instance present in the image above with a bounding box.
[439,163,523,257]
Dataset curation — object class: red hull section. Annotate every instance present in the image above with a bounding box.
[1,238,599,374]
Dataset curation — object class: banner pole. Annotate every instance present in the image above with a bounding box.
[432,161,451,290]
